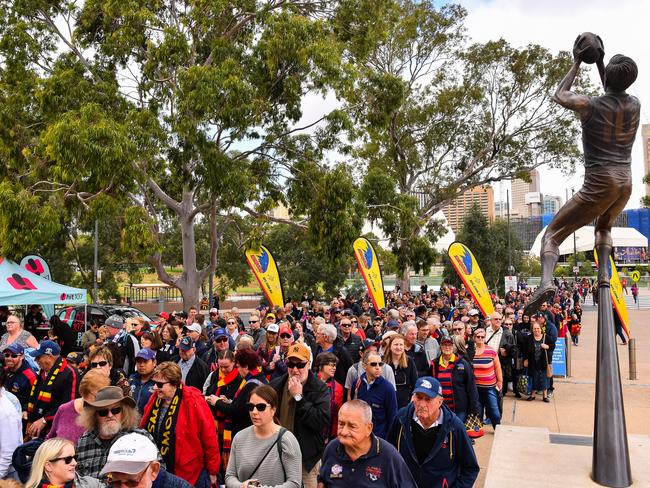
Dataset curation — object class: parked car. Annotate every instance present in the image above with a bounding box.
[57,305,156,350]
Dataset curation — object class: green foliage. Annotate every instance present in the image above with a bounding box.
[0,181,61,259]
[566,251,594,276]
[264,224,353,299]
[442,205,522,294]
[346,1,587,278]
[519,254,541,278]
[0,0,393,305]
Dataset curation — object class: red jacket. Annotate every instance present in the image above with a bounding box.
[141,385,220,485]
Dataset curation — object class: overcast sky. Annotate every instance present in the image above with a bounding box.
[459,0,649,207]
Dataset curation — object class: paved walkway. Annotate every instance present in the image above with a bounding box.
[472,307,650,487]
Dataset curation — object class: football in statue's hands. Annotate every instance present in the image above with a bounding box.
[573,32,604,64]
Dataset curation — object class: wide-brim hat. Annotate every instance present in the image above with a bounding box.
[84,386,136,409]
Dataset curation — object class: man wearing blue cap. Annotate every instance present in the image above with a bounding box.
[25,340,78,438]
[2,342,37,412]
[177,336,209,390]
[386,376,479,488]
[129,348,158,414]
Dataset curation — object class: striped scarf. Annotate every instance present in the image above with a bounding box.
[215,369,246,453]
[146,384,183,474]
[28,357,68,415]
[437,354,456,411]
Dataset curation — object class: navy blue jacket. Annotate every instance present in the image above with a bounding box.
[128,373,156,414]
[318,435,417,488]
[354,374,397,439]
[152,468,193,488]
[386,403,479,488]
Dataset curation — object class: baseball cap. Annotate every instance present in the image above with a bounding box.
[99,432,159,476]
[440,337,453,346]
[212,328,228,340]
[413,376,443,399]
[105,315,125,329]
[179,337,195,350]
[66,352,84,366]
[279,325,292,336]
[266,313,276,320]
[286,343,310,362]
[28,340,61,358]
[381,330,398,341]
[157,312,170,321]
[184,323,202,334]
[3,343,24,355]
[267,324,279,333]
[209,308,219,314]
[360,338,378,351]
[468,309,479,317]
[387,319,400,329]
[136,348,156,361]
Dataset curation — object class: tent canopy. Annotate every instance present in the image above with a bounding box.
[529,226,648,257]
[0,257,87,306]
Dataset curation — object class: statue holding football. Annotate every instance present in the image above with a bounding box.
[525,33,640,314]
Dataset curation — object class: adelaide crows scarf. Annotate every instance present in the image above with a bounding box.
[146,384,183,473]
[215,369,246,453]
[28,357,68,416]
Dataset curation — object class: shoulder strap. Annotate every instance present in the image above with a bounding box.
[276,427,287,481]
[485,329,498,345]
[245,430,283,481]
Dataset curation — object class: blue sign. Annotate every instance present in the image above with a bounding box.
[552,339,566,377]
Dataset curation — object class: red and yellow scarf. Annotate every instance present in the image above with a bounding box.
[28,357,68,415]
[215,369,246,454]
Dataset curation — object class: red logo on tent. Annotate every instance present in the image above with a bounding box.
[7,273,37,290]
[26,258,44,275]
[60,293,67,301]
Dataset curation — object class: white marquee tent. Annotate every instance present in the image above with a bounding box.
[529,226,648,257]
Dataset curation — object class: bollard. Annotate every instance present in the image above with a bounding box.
[628,338,637,381]
[565,335,572,378]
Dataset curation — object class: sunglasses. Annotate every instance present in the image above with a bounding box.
[3,352,20,358]
[247,402,270,412]
[350,320,357,324]
[286,361,308,369]
[474,335,486,339]
[97,406,122,417]
[367,361,384,367]
[90,361,109,368]
[154,381,170,388]
[50,455,77,465]
[340,323,351,327]
[249,320,259,324]
[215,337,229,343]
[227,321,236,325]
[280,334,292,339]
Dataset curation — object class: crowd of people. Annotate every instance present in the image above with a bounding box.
[0,278,587,488]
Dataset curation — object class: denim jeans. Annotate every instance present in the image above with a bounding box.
[477,387,501,427]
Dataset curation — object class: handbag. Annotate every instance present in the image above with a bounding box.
[544,335,553,378]
[517,371,530,395]
[464,413,484,438]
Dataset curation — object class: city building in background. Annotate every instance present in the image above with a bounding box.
[442,186,494,233]
[542,195,563,215]
[511,170,541,217]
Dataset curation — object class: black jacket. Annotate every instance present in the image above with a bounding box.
[522,334,555,373]
[340,333,363,363]
[389,358,419,409]
[311,338,353,388]
[271,371,330,471]
[213,370,267,436]
[180,356,209,391]
[432,356,480,415]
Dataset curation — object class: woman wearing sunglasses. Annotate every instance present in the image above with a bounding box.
[25,438,102,488]
[226,385,302,488]
[83,346,130,397]
[140,362,220,488]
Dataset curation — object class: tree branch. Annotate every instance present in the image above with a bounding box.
[242,205,308,228]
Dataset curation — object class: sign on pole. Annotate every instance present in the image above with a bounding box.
[504,275,517,292]
[631,270,641,283]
